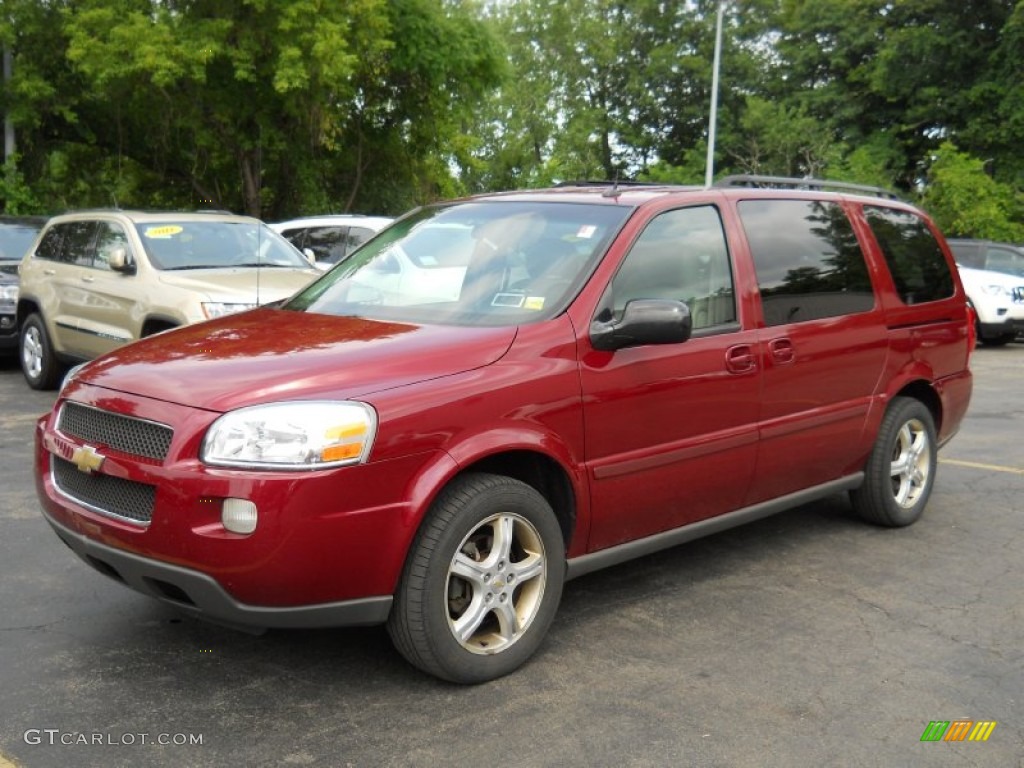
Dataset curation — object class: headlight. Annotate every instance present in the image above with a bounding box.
[202,301,258,319]
[980,284,1008,297]
[202,401,377,470]
[0,284,17,302]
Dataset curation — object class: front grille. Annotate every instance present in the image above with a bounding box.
[58,402,173,461]
[52,456,156,525]
[1012,287,1024,303]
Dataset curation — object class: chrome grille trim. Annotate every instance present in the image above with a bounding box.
[58,401,173,461]
[51,456,155,526]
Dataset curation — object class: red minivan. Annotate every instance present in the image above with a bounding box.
[35,178,973,683]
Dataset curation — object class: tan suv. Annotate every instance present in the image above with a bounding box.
[17,210,319,389]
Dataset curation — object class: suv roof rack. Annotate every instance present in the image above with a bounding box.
[714,174,902,201]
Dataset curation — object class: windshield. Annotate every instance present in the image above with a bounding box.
[0,222,44,262]
[285,201,631,326]
[135,220,311,270]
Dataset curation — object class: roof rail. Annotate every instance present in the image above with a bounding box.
[714,174,902,201]
[553,180,656,189]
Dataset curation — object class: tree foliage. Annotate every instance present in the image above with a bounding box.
[2,0,1023,238]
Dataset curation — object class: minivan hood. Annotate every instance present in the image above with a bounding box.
[73,308,517,411]
[157,266,319,303]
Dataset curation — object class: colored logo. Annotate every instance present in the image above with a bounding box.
[920,720,997,742]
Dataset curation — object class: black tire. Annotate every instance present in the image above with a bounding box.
[980,332,1015,347]
[387,472,565,684]
[20,313,63,390]
[851,397,937,527]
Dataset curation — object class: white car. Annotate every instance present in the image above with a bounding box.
[345,221,475,305]
[269,215,394,270]
[956,264,1024,345]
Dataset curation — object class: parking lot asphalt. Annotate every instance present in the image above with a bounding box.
[0,346,1021,768]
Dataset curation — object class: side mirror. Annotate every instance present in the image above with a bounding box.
[108,247,136,274]
[590,299,692,351]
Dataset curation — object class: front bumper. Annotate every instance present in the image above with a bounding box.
[35,385,445,628]
[44,509,392,629]
[0,309,16,350]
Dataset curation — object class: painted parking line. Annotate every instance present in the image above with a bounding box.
[942,458,1024,476]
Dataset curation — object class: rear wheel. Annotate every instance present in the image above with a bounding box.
[387,472,565,684]
[851,397,936,527]
[981,332,1015,347]
[20,313,63,390]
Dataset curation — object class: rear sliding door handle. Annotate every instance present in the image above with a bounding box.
[769,338,795,364]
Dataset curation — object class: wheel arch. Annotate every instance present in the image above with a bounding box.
[458,450,577,550]
[893,379,942,434]
[141,315,180,337]
[16,297,42,328]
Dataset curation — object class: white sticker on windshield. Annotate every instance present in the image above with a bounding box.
[576,225,597,239]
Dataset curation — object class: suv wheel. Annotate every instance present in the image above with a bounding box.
[851,397,936,527]
[20,313,63,390]
[388,473,565,684]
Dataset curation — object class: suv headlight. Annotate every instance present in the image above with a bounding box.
[202,301,258,319]
[202,401,377,470]
[0,284,17,302]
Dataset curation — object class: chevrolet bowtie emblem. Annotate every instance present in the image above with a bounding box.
[71,445,105,474]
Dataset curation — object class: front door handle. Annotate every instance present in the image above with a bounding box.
[725,344,756,374]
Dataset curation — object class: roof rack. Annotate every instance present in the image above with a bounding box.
[553,180,655,188]
[714,174,902,201]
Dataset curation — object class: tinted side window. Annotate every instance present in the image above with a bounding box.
[986,247,1024,277]
[93,222,130,271]
[738,199,874,326]
[305,226,349,265]
[62,221,99,267]
[948,241,982,268]
[611,206,736,330]
[280,228,307,250]
[348,227,375,249]
[864,206,954,304]
[34,227,65,262]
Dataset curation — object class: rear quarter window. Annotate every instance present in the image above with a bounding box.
[738,199,874,326]
[863,206,954,305]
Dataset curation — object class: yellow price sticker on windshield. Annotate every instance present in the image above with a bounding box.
[524,296,546,310]
[144,225,183,239]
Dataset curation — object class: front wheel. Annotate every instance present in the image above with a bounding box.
[387,473,565,684]
[20,313,63,390]
[851,397,937,527]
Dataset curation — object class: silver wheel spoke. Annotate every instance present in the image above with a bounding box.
[510,552,544,585]
[450,551,489,590]
[452,592,491,644]
[491,597,520,641]
[491,515,516,564]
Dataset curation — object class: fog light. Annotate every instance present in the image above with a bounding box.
[222,498,258,534]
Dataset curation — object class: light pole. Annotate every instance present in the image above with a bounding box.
[704,0,725,188]
[3,44,13,162]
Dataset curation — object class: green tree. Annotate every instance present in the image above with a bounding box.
[922,141,1024,240]
[1,0,502,217]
